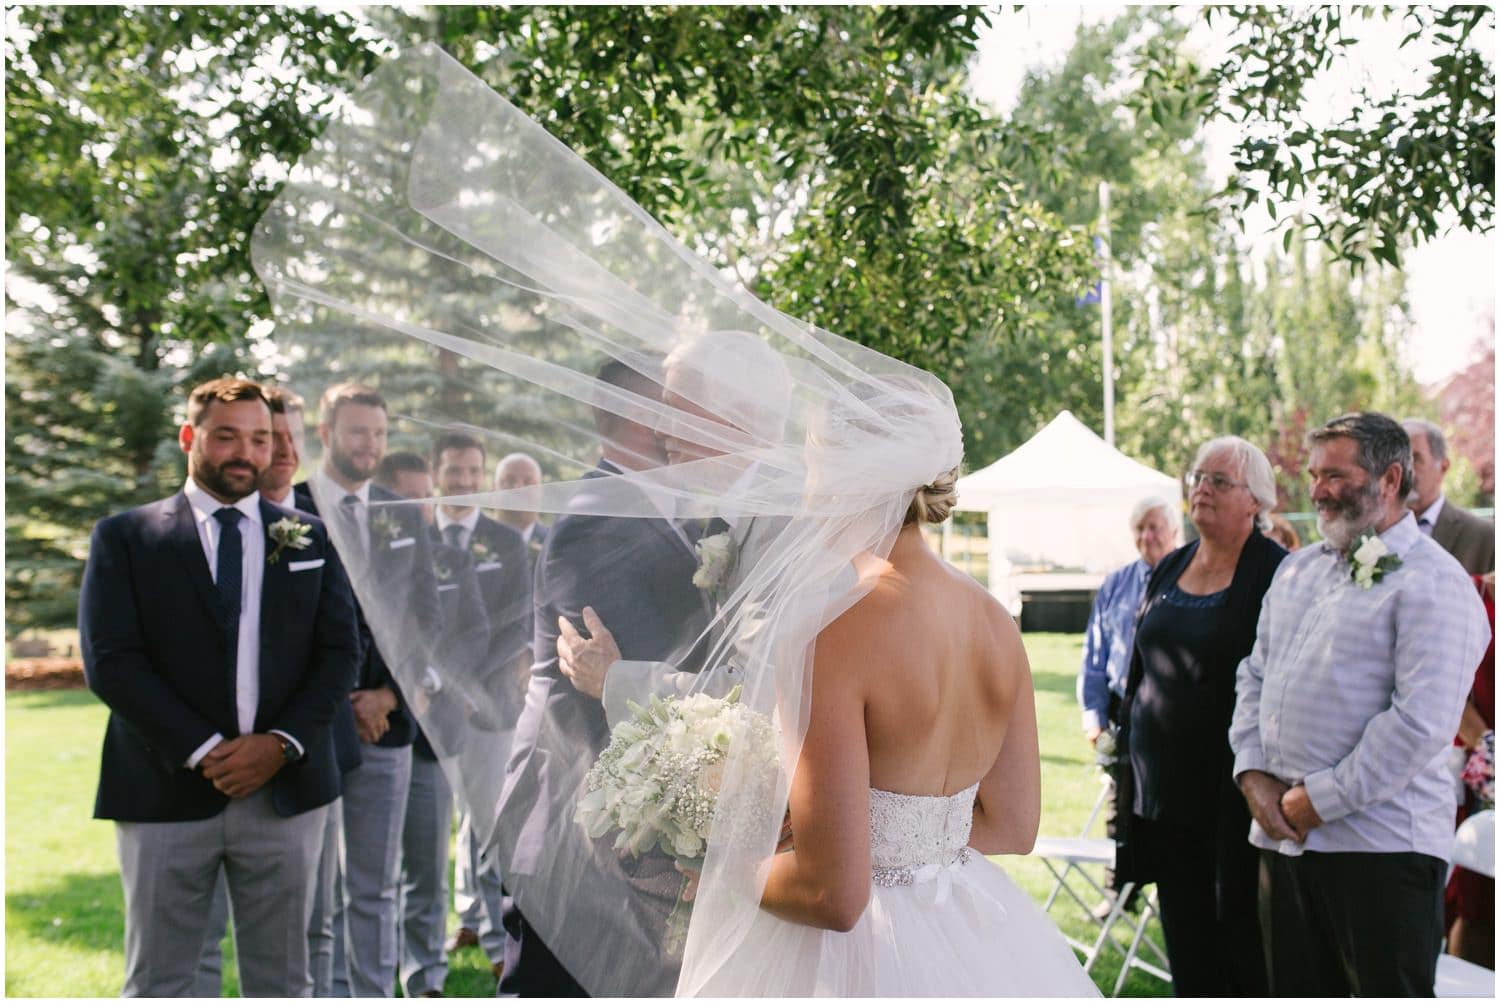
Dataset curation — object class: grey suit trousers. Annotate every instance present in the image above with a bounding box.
[399,755,454,995]
[116,788,327,997]
[308,798,343,996]
[332,743,412,997]
[195,869,230,996]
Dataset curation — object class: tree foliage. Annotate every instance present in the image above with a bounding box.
[5,5,1091,632]
[1141,5,1495,267]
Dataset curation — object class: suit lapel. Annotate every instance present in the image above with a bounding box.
[168,493,227,627]
[258,499,292,673]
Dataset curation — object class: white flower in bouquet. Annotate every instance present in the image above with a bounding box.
[575,685,781,868]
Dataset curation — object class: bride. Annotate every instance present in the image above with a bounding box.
[689,479,1098,996]
[252,43,1098,997]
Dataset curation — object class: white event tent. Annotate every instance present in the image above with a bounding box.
[953,410,1180,608]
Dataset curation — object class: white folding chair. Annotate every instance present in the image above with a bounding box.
[1030,771,1172,996]
[1435,809,1495,998]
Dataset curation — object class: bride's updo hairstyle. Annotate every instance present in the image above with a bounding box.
[906,465,960,525]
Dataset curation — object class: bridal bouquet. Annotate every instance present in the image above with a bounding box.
[575,686,781,951]
[575,685,781,866]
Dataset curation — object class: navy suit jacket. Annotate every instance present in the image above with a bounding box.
[498,463,708,855]
[294,479,441,750]
[494,461,713,994]
[431,514,532,680]
[82,492,359,822]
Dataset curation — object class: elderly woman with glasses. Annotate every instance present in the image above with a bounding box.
[1113,436,1288,997]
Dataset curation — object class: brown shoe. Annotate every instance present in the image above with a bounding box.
[491,961,505,981]
[444,926,479,952]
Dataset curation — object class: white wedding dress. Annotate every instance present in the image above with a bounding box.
[693,783,1102,997]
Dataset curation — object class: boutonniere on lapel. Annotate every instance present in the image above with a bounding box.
[370,509,402,548]
[470,537,495,564]
[267,517,313,565]
[692,532,737,593]
[1348,528,1402,589]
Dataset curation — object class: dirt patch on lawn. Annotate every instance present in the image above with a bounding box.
[6,658,86,691]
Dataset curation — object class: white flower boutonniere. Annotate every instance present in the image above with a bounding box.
[1348,528,1402,589]
[268,517,313,565]
[470,537,495,563]
[371,509,401,547]
[692,532,736,593]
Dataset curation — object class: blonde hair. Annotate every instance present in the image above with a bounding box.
[905,465,960,525]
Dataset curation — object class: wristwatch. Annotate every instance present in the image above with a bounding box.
[275,735,301,764]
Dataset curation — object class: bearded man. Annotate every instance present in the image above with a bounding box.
[295,382,439,996]
[1229,412,1490,996]
[81,378,358,996]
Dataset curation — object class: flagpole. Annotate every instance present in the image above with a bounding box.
[1100,180,1114,447]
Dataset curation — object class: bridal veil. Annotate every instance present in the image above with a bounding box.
[251,43,962,995]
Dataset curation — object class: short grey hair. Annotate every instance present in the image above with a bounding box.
[1193,435,1278,533]
[1401,418,1448,463]
[495,451,541,481]
[1309,412,1413,498]
[1129,495,1180,534]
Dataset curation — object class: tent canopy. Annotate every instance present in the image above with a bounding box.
[954,410,1180,580]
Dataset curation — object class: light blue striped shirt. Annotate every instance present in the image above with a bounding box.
[1230,511,1490,860]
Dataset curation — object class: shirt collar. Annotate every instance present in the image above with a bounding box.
[184,478,262,526]
[1417,495,1446,527]
[436,507,480,533]
[313,467,370,505]
[1380,509,1423,556]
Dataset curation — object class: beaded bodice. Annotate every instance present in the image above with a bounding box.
[868,783,979,885]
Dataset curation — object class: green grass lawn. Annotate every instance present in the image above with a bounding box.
[6,633,1169,996]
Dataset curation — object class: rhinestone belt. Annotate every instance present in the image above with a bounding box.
[871,847,976,887]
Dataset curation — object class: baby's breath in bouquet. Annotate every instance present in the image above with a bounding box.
[575,685,780,949]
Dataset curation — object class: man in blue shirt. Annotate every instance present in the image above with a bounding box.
[1078,496,1180,744]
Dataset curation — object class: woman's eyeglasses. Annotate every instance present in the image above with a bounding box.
[1186,470,1247,492]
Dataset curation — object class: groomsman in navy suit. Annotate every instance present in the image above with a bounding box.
[82,377,358,997]
[433,434,531,977]
[295,382,439,997]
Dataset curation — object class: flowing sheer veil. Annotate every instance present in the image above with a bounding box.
[251,43,962,995]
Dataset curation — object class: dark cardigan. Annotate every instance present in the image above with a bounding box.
[1113,527,1288,916]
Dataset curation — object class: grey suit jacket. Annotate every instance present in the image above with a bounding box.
[1432,500,1495,576]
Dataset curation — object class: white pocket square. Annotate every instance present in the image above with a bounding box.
[287,558,326,573]
[437,583,459,593]
[388,537,416,550]
[476,561,504,573]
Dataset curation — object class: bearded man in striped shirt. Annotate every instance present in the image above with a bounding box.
[1230,411,1490,997]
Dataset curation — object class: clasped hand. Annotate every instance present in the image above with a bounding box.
[200,734,283,799]
[1238,769,1323,842]
[557,606,620,700]
[351,686,397,743]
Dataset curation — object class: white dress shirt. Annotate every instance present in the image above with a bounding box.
[183,479,287,767]
[310,468,369,529]
[435,506,480,550]
[1230,511,1490,860]
[1415,495,1446,536]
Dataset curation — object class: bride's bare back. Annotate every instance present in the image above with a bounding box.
[758,522,1041,930]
